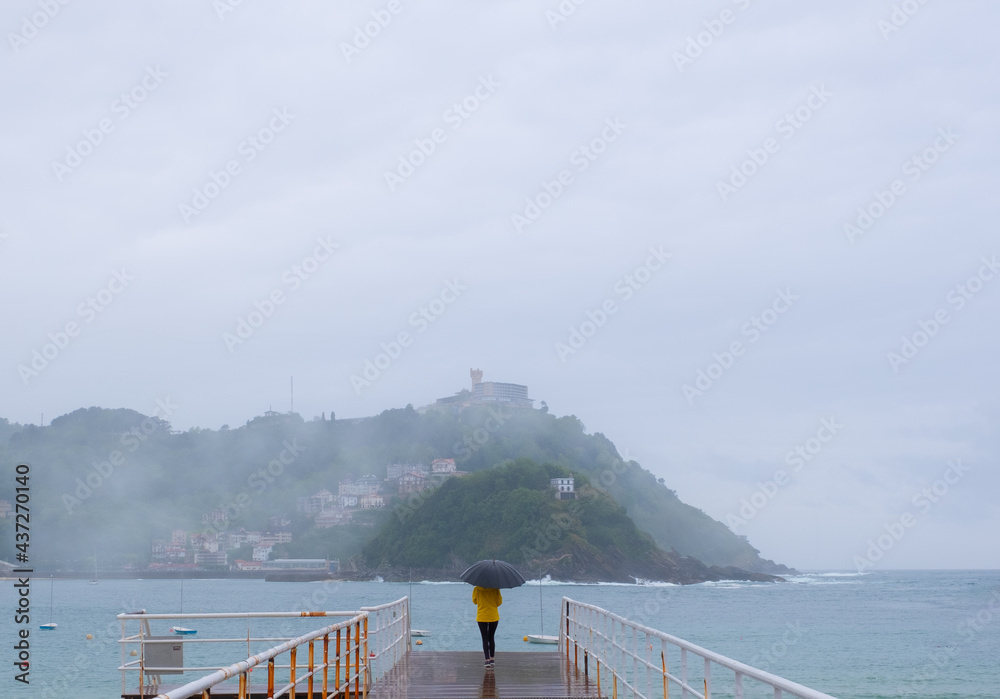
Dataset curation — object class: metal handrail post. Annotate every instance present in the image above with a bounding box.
[322,634,329,699]
[336,628,342,696]
[363,615,370,693]
[307,641,314,699]
[345,624,351,699]
[681,647,688,699]
[354,619,361,699]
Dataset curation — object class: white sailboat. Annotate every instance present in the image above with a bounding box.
[525,573,557,644]
[89,550,98,584]
[169,576,196,635]
[407,571,431,637]
[39,576,57,630]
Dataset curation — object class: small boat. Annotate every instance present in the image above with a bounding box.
[406,572,430,638]
[171,577,196,635]
[522,571,555,644]
[40,576,57,630]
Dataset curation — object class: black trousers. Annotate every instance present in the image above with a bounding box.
[477,620,498,659]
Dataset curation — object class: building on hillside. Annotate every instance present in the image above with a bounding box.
[433,370,535,411]
[252,545,273,562]
[260,531,292,547]
[171,529,188,545]
[338,494,358,508]
[269,515,291,529]
[202,509,228,523]
[387,463,427,480]
[360,494,385,509]
[386,463,407,480]
[190,533,220,552]
[399,471,429,493]
[151,539,187,562]
[233,559,262,571]
[226,529,263,549]
[339,475,382,497]
[194,551,228,567]
[551,477,576,500]
[315,509,352,528]
[432,458,456,474]
[297,489,335,515]
[296,496,320,515]
[472,376,533,409]
[434,389,472,408]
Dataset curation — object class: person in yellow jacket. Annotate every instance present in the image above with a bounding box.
[472,585,502,668]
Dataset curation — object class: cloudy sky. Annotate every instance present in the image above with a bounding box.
[3,0,997,570]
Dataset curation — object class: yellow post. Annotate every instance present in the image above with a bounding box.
[323,633,329,699]
[308,641,315,699]
[336,628,342,696]
[662,651,668,699]
[268,659,275,698]
[290,647,297,699]
[238,671,246,699]
[346,625,352,699]
[704,678,709,699]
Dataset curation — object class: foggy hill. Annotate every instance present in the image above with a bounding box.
[362,458,780,584]
[0,405,791,576]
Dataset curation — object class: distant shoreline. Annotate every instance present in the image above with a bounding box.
[0,570,350,582]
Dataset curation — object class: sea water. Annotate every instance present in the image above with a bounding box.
[0,570,996,698]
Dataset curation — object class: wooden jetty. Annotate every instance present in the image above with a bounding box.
[370,651,602,699]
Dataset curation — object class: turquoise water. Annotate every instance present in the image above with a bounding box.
[0,570,997,698]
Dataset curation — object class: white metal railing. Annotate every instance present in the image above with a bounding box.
[117,598,409,699]
[559,598,839,699]
[362,597,411,684]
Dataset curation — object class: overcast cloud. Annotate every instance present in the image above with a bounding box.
[2,0,997,570]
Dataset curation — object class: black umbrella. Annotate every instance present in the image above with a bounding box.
[460,559,526,589]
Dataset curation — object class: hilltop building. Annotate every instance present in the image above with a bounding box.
[432,458,456,474]
[551,477,576,500]
[434,369,534,410]
[471,368,534,409]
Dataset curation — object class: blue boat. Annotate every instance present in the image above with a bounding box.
[40,577,57,630]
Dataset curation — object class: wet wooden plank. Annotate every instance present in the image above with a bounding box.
[371,651,605,699]
[123,651,604,699]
